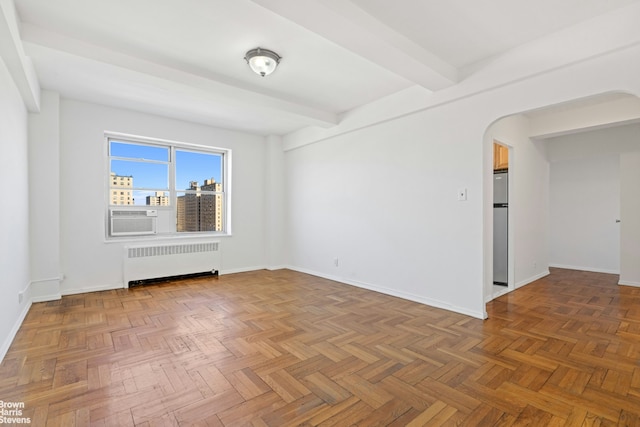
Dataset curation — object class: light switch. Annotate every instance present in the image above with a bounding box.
[457,188,467,201]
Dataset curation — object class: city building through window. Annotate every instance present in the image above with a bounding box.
[107,135,229,236]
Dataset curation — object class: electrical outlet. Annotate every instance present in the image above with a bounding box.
[18,292,24,304]
[334,257,339,267]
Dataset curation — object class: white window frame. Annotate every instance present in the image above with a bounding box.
[105,132,232,239]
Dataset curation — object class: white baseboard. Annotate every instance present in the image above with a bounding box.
[484,270,551,303]
[486,285,511,303]
[61,266,270,294]
[61,283,124,296]
[619,280,640,287]
[0,297,32,363]
[515,270,550,289]
[1,278,63,363]
[548,264,619,275]
[285,265,485,320]
[220,265,267,275]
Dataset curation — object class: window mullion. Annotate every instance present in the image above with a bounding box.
[109,157,169,166]
[169,146,177,231]
[169,146,177,202]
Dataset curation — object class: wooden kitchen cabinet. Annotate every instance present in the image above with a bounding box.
[493,143,509,171]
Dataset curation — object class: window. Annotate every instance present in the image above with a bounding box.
[107,134,230,237]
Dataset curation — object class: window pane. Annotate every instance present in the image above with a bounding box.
[111,160,168,189]
[176,150,223,191]
[137,190,170,206]
[176,191,224,232]
[110,141,169,161]
[109,189,169,206]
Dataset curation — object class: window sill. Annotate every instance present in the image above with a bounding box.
[104,231,231,244]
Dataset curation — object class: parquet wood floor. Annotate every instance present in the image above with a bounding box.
[1,268,640,426]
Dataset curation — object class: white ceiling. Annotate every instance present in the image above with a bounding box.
[13,0,640,136]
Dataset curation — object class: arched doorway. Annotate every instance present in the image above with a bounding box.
[483,92,640,307]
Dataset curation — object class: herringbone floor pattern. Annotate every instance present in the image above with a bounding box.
[1,268,640,426]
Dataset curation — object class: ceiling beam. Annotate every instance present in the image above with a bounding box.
[0,0,40,112]
[20,24,337,129]
[250,0,458,91]
[528,96,640,140]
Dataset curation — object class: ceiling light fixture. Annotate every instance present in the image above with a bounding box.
[244,47,281,77]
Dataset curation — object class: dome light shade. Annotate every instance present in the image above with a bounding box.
[244,47,281,77]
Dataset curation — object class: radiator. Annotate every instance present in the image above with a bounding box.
[123,242,221,287]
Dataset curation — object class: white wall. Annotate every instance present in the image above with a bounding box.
[547,124,640,274]
[546,124,640,160]
[28,90,62,300]
[264,135,286,269]
[286,99,490,319]
[0,57,31,359]
[549,156,620,273]
[49,99,268,294]
[484,115,550,298]
[620,152,640,286]
[284,43,640,319]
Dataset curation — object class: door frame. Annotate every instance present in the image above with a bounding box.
[491,140,515,299]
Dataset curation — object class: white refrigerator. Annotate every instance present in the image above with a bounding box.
[493,172,508,286]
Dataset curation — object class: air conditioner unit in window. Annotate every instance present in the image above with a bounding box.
[110,209,157,236]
